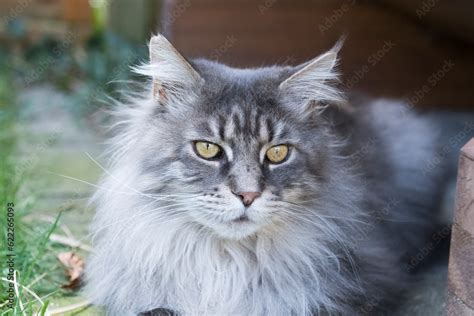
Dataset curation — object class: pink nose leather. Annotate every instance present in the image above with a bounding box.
[235,192,261,206]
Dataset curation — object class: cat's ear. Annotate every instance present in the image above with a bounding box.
[279,39,347,116]
[135,34,203,103]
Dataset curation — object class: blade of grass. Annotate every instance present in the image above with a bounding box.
[38,300,49,316]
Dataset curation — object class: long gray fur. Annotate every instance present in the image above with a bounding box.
[85,35,473,315]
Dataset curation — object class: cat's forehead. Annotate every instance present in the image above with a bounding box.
[183,60,301,144]
[189,60,292,117]
[208,106,286,141]
[191,59,293,81]
[191,59,293,104]
[186,100,295,147]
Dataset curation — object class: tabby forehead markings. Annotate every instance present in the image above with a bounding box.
[271,121,286,142]
[248,109,258,136]
[211,107,272,143]
[258,115,271,142]
[208,117,221,139]
[231,109,244,133]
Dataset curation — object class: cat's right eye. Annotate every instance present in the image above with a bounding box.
[194,141,222,160]
[266,144,289,164]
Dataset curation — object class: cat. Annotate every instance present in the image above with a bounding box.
[85,34,470,315]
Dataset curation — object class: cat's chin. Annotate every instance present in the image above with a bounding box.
[208,219,262,240]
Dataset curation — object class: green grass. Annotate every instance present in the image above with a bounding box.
[0,67,75,315]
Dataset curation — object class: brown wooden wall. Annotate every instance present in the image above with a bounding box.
[161,0,474,110]
[0,0,92,36]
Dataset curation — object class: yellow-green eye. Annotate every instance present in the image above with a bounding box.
[266,145,289,163]
[194,141,221,160]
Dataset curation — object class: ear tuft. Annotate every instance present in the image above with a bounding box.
[279,37,347,116]
[133,34,203,103]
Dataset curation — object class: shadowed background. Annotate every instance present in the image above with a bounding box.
[1,0,473,109]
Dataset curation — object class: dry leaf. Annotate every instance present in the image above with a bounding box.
[57,251,85,290]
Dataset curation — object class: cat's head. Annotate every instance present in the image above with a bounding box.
[129,35,350,240]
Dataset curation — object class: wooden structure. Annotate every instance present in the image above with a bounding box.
[447,139,474,315]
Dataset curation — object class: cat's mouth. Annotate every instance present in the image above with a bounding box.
[231,214,250,223]
[208,212,262,239]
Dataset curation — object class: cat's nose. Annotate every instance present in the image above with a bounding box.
[233,191,261,207]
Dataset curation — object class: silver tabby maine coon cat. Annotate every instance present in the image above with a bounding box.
[86,35,469,315]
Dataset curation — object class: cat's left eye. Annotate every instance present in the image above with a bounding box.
[194,141,222,160]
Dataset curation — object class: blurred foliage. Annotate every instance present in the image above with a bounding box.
[2,18,147,118]
[90,0,109,33]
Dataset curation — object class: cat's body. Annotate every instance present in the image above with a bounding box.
[86,35,470,315]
